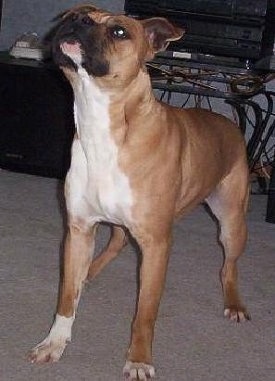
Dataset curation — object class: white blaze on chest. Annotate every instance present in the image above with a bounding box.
[68,67,133,226]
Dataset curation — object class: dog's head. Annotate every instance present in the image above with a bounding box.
[51,4,184,86]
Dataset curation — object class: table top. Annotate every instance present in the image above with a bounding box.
[0,51,55,69]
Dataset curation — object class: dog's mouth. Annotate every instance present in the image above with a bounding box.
[60,40,83,66]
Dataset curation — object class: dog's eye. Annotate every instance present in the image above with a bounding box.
[110,25,128,39]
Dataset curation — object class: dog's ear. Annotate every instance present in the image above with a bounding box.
[141,17,184,58]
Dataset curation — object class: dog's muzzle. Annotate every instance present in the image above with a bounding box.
[51,13,109,76]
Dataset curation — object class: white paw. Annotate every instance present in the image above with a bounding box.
[28,336,68,363]
[123,361,155,380]
[224,307,251,322]
[28,314,74,364]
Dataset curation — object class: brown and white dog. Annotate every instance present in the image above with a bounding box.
[29,4,250,380]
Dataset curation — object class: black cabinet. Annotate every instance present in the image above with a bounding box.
[0,53,75,178]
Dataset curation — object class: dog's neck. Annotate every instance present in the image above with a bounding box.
[64,66,159,146]
[108,68,159,143]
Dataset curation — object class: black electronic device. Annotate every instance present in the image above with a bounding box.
[125,0,275,63]
[0,54,75,178]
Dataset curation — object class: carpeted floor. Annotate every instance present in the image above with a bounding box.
[0,169,274,381]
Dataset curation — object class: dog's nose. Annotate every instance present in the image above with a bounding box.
[81,15,94,25]
[71,13,94,26]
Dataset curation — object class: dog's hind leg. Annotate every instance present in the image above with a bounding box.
[87,225,127,280]
[28,222,97,363]
[206,161,250,322]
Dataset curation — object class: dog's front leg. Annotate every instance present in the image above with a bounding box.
[29,222,97,363]
[123,232,171,380]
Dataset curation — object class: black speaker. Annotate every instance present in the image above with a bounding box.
[0,54,75,178]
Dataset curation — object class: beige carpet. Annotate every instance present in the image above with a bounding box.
[0,169,274,380]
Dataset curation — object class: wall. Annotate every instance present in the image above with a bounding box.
[0,0,124,50]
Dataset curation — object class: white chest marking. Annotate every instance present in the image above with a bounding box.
[66,67,133,226]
